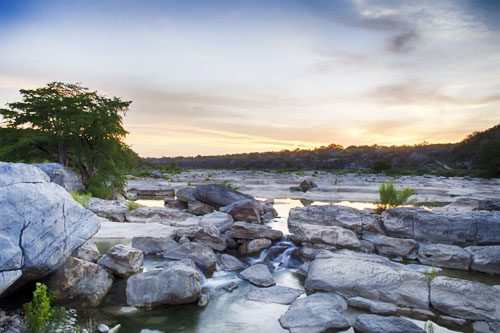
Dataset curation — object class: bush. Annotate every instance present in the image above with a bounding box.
[372,160,391,173]
[378,182,415,209]
[24,283,52,333]
[70,192,92,208]
[127,201,140,211]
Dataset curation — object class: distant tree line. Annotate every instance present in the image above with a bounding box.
[144,124,500,178]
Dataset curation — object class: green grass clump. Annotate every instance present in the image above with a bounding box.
[70,192,92,208]
[424,265,438,282]
[221,180,240,191]
[24,283,52,333]
[127,201,140,211]
[377,182,415,209]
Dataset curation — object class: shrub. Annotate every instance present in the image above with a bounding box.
[24,283,52,333]
[372,160,391,173]
[127,201,140,211]
[424,265,438,282]
[70,192,92,208]
[377,182,415,209]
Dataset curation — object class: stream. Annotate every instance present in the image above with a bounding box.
[86,198,497,333]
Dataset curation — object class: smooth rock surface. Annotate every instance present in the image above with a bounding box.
[347,297,397,315]
[465,245,500,274]
[47,257,113,306]
[218,254,248,271]
[98,245,144,277]
[34,163,84,192]
[279,292,350,333]
[220,199,265,223]
[246,285,303,304]
[0,162,100,295]
[305,250,429,309]
[430,276,500,321]
[238,264,275,287]
[193,184,253,208]
[131,236,178,255]
[199,211,234,232]
[353,314,425,333]
[292,224,361,249]
[229,221,283,240]
[72,241,100,263]
[363,234,418,259]
[87,198,129,222]
[239,238,272,256]
[417,243,471,270]
[126,260,201,307]
[163,242,217,275]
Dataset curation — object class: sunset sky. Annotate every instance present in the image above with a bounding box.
[0,0,499,157]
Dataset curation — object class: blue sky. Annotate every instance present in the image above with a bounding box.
[1,0,499,157]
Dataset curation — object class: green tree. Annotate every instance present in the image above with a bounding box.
[0,82,138,198]
[476,138,500,177]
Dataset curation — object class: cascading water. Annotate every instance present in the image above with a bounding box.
[247,238,301,270]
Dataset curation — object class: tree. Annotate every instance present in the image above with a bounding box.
[476,138,500,177]
[0,82,138,198]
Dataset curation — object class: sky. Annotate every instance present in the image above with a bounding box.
[0,0,499,157]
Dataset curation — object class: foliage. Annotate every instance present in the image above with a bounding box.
[24,283,52,333]
[424,265,438,283]
[476,138,500,177]
[127,201,140,211]
[0,82,138,198]
[70,192,92,208]
[159,162,182,174]
[221,180,240,191]
[371,160,391,173]
[377,182,415,209]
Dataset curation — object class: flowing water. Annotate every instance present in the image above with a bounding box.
[85,199,497,333]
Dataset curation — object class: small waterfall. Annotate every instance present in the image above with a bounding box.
[248,240,301,270]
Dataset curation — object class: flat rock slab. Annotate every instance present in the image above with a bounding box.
[238,264,275,287]
[246,285,303,304]
[347,297,397,315]
[279,292,350,333]
[353,314,425,333]
[93,221,177,240]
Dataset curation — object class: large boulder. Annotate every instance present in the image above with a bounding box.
[47,257,113,306]
[175,187,196,202]
[126,260,201,307]
[199,211,234,232]
[238,264,275,287]
[362,234,418,259]
[125,179,175,200]
[382,208,500,246]
[0,162,100,296]
[430,276,500,321]
[291,224,361,249]
[220,199,264,223]
[131,236,179,255]
[305,250,429,309]
[417,243,471,270]
[218,254,248,271]
[163,242,217,275]
[97,245,144,277]
[288,205,377,235]
[239,238,272,256]
[229,222,283,241]
[465,245,500,274]
[34,163,84,192]
[193,184,253,208]
[187,199,215,215]
[353,314,425,333]
[279,292,350,333]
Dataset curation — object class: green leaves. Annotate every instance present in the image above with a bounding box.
[0,82,138,198]
[24,283,52,333]
[378,182,415,209]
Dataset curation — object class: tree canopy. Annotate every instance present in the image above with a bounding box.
[0,82,138,198]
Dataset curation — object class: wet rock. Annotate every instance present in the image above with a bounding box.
[198,292,209,307]
[305,250,429,309]
[125,179,175,200]
[279,292,350,333]
[72,241,100,263]
[222,282,239,292]
[239,238,272,256]
[131,236,179,255]
[125,206,195,223]
[199,211,234,232]
[0,162,100,295]
[246,285,303,304]
[353,314,425,333]
[291,224,361,249]
[163,242,217,275]
[164,198,188,210]
[430,276,500,321]
[417,243,471,270]
[288,205,373,234]
[87,198,129,222]
[34,163,84,192]
[229,221,283,240]
[193,184,253,208]
[47,257,113,306]
[465,245,500,274]
[126,260,201,307]
[218,254,248,271]
[347,297,397,315]
[187,199,215,215]
[98,245,144,277]
[238,264,275,287]
[362,234,418,259]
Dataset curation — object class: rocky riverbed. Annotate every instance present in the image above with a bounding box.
[1,164,499,333]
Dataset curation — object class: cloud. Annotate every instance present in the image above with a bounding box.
[388,30,418,53]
